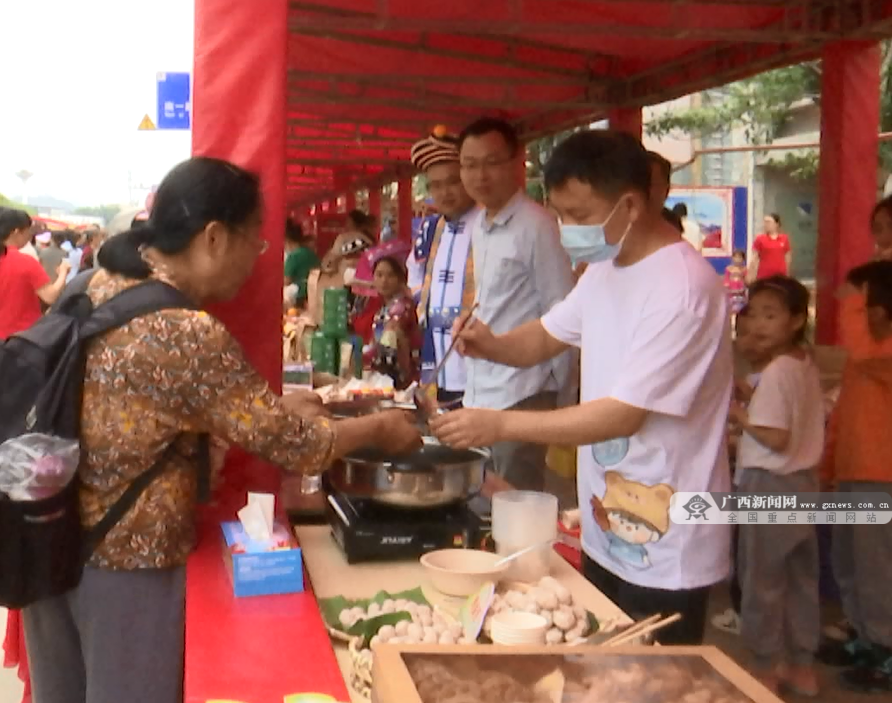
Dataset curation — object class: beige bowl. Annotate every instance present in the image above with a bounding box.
[420,549,508,597]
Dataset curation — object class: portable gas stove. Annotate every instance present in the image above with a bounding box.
[324,485,492,564]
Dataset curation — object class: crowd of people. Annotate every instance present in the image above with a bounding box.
[0,211,109,331]
[2,119,891,703]
[289,123,891,696]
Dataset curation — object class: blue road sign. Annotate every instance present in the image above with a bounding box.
[157,72,191,130]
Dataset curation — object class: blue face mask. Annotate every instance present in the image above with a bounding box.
[559,200,630,265]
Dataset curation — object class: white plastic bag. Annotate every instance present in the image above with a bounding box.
[0,433,80,502]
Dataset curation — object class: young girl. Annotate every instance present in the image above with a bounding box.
[365,256,421,389]
[730,276,825,696]
[712,306,772,636]
[724,249,748,316]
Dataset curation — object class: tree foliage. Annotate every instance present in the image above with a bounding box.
[645,43,892,180]
[770,150,820,181]
[646,62,821,146]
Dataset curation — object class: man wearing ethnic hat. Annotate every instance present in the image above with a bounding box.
[409,127,479,405]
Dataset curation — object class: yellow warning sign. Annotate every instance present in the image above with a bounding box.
[137,114,156,131]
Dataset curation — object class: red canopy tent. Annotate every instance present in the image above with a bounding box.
[183,3,892,699]
[193,0,892,377]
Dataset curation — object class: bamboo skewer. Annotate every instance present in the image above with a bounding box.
[603,612,682,647]
[600,612,662,646]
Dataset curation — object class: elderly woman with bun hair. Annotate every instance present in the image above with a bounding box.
[20,156,421,703]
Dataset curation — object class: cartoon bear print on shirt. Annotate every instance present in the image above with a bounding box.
[590,472,675,569]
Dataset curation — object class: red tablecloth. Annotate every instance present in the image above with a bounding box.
[2,609,30,703]
[185,489,349,703]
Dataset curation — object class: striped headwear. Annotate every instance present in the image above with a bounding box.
[410,127,460,172]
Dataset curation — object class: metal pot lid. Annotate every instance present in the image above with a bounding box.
[344,437,489,472]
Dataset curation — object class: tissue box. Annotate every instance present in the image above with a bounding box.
[221,521,304,598]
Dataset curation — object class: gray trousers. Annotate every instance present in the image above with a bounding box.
[491,391,557,492]
[738,467,820,667]
[23,565,186,703]
[832,480,892,649]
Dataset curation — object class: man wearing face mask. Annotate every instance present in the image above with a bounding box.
[457,117,575,492]
[432,130,732,645]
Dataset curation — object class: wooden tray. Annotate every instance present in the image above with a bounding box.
[372,644,785,703]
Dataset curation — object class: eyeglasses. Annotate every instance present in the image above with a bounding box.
[459,156,513,174]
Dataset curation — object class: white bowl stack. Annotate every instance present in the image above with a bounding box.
[490,611,549,646]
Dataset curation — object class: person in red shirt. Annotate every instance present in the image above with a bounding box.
[1,207,69,703]
[0,208,70,340]
[749,213,792,281]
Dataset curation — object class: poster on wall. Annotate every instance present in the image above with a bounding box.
[666,187,735,258]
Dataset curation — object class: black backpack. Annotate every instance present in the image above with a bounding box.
[0,271,209,608]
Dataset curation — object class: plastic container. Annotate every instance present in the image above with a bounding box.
[337,335,363,379]
[492,491,558,582]
[283,361,314,390]
[310,331,338,375]
[321,288,349,337]
[490,611,549,646]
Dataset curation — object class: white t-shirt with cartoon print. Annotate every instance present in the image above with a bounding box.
[541,242,733,590]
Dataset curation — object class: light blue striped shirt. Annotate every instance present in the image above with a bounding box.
[465,191,575,410]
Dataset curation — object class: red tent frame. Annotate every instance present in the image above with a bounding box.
[193,0,892,369]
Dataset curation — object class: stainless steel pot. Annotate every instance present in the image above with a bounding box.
[326,439,489,508]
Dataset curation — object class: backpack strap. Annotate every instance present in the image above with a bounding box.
[82,280,213,499]
[77,280,214,556]
[81,430,214,562]
[81,439,181,561]
[51,269,102,322]
[196,433,212,504]
[62,269,101,299]
[80,279,197,339]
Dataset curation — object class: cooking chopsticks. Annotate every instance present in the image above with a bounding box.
[601,612,682,647]
[428,302,480,382]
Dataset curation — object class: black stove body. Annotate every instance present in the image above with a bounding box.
[325,489,492,564]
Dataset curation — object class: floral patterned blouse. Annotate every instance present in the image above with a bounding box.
[79,270,335,570]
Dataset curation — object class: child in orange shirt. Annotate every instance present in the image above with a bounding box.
[819,260,892,694]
